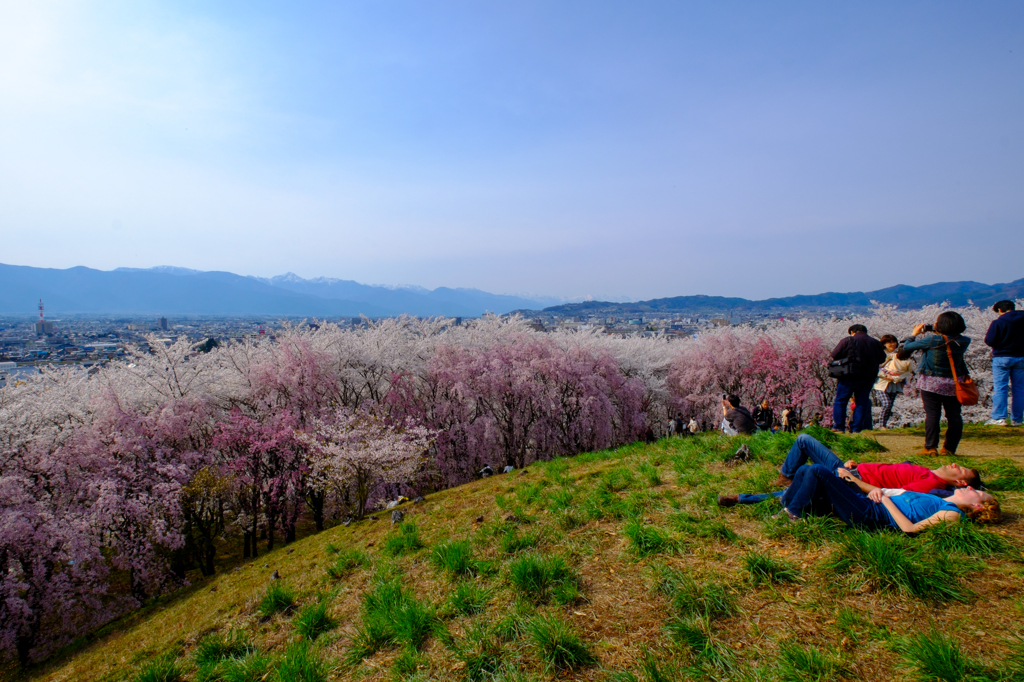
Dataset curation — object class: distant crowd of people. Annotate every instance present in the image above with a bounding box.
[692,299,1023,455]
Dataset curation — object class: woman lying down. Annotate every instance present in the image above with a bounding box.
[777,463,1001,531]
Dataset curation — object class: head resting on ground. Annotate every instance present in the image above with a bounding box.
[947,487,1001,524]
[932,463,982,489]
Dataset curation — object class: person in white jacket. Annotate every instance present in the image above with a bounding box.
[873,335,915,429]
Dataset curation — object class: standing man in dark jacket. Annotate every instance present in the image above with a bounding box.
[985,300,1024,427]
[831,324,886,432]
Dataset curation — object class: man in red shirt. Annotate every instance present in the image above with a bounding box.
[718,433,981,506]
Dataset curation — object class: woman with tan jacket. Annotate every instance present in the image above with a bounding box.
[873,334,915,429]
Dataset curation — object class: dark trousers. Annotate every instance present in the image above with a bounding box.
[833,378,874,432]
[875,389,897,428]
[781,464,893,528]
[920,389,963,452]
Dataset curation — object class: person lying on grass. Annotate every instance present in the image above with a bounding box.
[717,433,982,507]
[773,463,1001,531]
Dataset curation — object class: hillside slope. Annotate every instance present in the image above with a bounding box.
[15,428,1024,682]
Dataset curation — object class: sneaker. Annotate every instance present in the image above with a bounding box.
[985,419,1008,426]
[915,448,938,456]
[717,494,739,507]
[1013,421,1024,427]
[938,448,956,456]
[771,508,800,523]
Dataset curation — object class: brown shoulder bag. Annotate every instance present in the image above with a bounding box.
[942,335,979,406]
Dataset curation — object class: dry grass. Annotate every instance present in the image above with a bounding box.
[10,428,1024,682]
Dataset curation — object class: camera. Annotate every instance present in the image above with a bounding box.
[923,324,934,332]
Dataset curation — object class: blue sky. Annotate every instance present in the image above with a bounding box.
[0,1,1021,301]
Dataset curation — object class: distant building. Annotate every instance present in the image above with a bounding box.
[34,320,54,336]
[159,317,169,331]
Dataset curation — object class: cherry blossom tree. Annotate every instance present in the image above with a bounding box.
[299,409,434,520]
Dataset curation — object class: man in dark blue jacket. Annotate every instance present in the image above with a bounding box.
[985,300,1024,426]
[831,324,886,432]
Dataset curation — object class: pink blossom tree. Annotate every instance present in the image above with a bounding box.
[299,409,434,520]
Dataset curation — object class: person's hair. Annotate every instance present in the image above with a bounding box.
[964,468,982,490]
[879,334,898,346]
[993,300,1016,313]
[725,393,741,408]
[934,311,967,336]
[895,345,914,361]
[965,499,1001,524]
[848,324,867,334]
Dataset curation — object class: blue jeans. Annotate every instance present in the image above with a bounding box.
[736,434,852,505]
[780,434,846,478]
[781,464,893,528]
[833,378,874,432]
[991,356,1024,422]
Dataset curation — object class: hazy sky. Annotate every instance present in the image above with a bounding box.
[1,1,1022,301]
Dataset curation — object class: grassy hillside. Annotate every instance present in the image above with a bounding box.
[14,427,1024,682]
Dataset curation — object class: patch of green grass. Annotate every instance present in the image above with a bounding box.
[776,642,848,682]
[734,465,779,496]
[216,650,275,682]
[276,640,330,682]
[664,617,734,669]
[194,630,252,668]
[453,621,507,681]
[294,600,338,640]
[623,518,679,557]
[391,645,428,678]
[507,553,582,604]
[898,629,992,682]
[384,521,426,557]
[835,607,883,645]
[432,539,477,577]
[743,431,797,465]
[494,598,535,642]
[638,647,683,682]
[765,513,845,547]
[544,457,572,486]
[638,460,662,487]
[598,466,636,493]
[446,581,491,616]
[547,488,575,511]
[653,566,736,620]
[131,654,184,682]
[919,520,1019,559]
[515,480,549,507]
[977,458,1024,491]
[672,512,739,543]
[581,486,628,520]
[743,551,800,585]
[346,578,438,664]
[825,531,973,602]
[528,614,596,673]
[258,581,295,618]
[325,549,370,580]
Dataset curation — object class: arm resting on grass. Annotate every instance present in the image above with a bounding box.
[880,497,960,533]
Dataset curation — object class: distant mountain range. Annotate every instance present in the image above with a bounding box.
[0,264,546,317]
[522,279,1024,317]
[1,263,1020,319]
